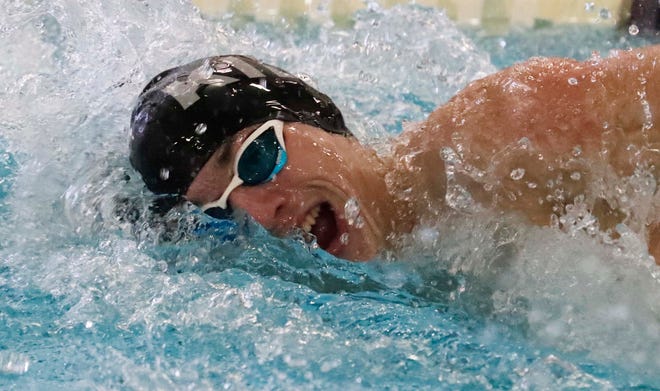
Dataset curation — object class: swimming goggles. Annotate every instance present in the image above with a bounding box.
[201,119,287,219]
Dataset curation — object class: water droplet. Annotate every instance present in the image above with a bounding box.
[354,216,365,229]
[194,123,207,135]
[599,8,611,20]
[527,182,538,189]
[637,52,645,60]
[628,24,639,36]
[570,172,581,181]
[344,198,360,226]
[159,168,170,180]
[517,137,531,150]
[572,146,582,157]
[510,168,525,180]
[445,184,474,211]
[568,77,578,86]
[440,147,460,165]
[340,233,350,245]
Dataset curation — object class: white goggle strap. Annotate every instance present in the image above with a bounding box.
[201,175,243,211]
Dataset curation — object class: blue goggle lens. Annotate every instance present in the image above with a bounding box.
[199,121,287,220]
[237,127,282,185]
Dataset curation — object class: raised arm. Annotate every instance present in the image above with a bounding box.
[413,45,660,261]
[426,45,660,169]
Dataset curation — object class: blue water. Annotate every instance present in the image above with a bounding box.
[1,0,660,389]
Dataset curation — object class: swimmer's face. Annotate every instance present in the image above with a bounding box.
[186,122,389,261]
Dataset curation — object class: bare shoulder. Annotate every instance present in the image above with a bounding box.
[422,46,660,160]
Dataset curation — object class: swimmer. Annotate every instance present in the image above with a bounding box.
[130,48,660,263]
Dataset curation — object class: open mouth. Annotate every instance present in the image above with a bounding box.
[301,202,339,252]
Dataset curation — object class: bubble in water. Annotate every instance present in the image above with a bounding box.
[568,77,578,86]
[628,24,639,36]
[585,2,595,11]
[194,123,207,135]
[570,172,582,181]
[159,168,170,180]
[344,198,360,226]
[510,168,525,181]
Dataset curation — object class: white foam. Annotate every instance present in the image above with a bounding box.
[1,0,658,386]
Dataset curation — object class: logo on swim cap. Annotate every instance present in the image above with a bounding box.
[129,55,351,195]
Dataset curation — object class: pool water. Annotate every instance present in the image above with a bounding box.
[1,0,660,389]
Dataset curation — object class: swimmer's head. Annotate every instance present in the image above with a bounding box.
[130,55,351,195]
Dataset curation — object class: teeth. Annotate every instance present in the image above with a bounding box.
[302,205,321,233]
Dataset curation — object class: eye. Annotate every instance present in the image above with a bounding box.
[238,127,280,185]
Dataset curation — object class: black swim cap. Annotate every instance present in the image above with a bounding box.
[130,55,351,195]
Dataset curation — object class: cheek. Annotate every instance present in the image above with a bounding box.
[286,153,345,180]
[283,132,351,181]
[285,145,321,171]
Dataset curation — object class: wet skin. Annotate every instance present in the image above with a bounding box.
[185,122,411,261]
[188,45,660,263]
[399,45,660,263]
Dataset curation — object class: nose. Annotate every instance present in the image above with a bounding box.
[228,185,288,230]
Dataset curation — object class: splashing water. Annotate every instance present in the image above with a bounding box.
[1,0,660,389]
[344,197,361,226]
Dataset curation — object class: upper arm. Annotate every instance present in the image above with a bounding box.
[419,45,660,229]
[427,46,660,173]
